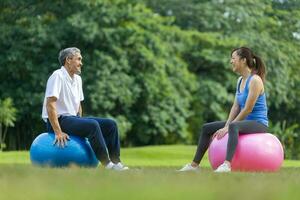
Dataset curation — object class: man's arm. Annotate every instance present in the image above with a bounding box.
[77,103,82,117]
[46,96,69,147]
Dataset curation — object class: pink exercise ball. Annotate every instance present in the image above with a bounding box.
[208,133,284,172]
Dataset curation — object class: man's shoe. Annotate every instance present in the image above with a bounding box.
[105,161,115,170]
[112,162,129,171]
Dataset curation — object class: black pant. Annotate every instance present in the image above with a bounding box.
[193,120,268,164]
[47,115,121,165]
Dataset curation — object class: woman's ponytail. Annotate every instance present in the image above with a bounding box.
[253,54,266,82]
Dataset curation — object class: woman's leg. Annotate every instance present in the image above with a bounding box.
[193,121,226,164]
[226,120,268,161]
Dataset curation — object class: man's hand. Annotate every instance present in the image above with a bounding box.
[213,126,228,140]
[53,132,70,148]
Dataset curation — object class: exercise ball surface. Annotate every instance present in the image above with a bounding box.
[30,133,99,167]
[208,133,284,172]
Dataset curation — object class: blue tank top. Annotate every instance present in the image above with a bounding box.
[236,75,268,127]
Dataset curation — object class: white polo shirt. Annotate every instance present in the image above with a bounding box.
[42,66,84,121]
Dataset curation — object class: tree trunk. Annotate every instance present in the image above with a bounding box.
[0,123,3,151]
[3,126,7,144]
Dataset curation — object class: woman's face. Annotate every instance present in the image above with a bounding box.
[230,51,244,73]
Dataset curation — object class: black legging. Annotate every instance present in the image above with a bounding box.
[193,120,268,164]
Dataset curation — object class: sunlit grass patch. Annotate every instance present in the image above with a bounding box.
[1,145,300,200]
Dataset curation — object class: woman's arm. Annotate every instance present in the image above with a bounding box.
[225,98,240,127]
[213,98,240,139]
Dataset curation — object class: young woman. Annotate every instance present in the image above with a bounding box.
[179,47,268,173]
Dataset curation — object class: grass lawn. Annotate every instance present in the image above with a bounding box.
[1,145,300,200]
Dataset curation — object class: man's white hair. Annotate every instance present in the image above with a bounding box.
[58,47,81,66]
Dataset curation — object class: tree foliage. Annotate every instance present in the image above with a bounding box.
[1,0,300,158]
[0,98,17,150]
[0,0,197,147]
[142,0,300,155]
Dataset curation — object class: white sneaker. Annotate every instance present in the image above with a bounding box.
[105,161,115,170]
[177,163,199,172]
[214,162,231,173]
[112,162,129,171]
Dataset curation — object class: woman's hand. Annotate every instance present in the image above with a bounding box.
[213,126,228,140]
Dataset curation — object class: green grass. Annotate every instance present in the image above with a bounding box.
[1,145,300,200]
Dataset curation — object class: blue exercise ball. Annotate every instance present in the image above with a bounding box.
[30,132,99,167]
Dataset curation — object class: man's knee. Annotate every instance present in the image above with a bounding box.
[82,120,100,141]
[107,119,118,129]
[86,119,100,132]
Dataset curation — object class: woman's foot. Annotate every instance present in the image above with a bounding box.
[178,163,199,172]
[214,161,231,173]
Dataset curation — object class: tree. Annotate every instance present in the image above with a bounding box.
[1,0,300,155]
[142,0,300,149]
[68,0,198,145]
[0,0,198,147]
[0,98,17,151]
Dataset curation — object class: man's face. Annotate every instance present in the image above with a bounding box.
[67,53,83,75]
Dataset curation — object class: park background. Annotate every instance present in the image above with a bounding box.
[1,0,300,159]
[1,1,300,200]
